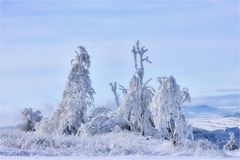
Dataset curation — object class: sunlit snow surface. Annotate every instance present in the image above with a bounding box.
[0,116,239,160]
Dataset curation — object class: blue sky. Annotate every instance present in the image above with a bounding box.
[0,0,239,126]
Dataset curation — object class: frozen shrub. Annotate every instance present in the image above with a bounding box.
[17,108,43,132]
[89,107,112,120]
[224,132,239,150]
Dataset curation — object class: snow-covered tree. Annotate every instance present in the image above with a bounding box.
[150,76,192,144]
[36,46,95,135]
[224,132,239,150]
[36,42,192,140]
[89,107,112,120]
[17,108,43,132]
[117,41,156,136]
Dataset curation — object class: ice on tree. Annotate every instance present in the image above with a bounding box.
[78,107,122,136]
[78,115,123,136]
[17,108,43,132]
[36,46,95,135]
[35,41,193,142]
[116,41,156,136]
[88,107,112,120]
[150,76,192,144]
[3,41,239,158]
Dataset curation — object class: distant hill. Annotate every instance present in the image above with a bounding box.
[182,104,231,117]
[224,112,240,118]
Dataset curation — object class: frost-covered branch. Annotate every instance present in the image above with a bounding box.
[109,82,120,107]
[131,40,151,87]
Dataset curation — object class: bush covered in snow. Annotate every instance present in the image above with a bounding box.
[224,132,239,150]
[16,108,43,132]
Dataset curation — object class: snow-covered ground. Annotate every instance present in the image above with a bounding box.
[188,116,240,131]
[0,115,239,159]
[0,155,240,160]
[0,130,222,156]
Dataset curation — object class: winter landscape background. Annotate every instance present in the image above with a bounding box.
[0,0,239,160]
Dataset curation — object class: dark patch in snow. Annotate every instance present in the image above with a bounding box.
[193,127,240,149]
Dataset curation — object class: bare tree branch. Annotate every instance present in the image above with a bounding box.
[75,51,79,55]
[109,82,120,107]
[142,56,152,64]
[132,46,138,70]
[119,84,128,95]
